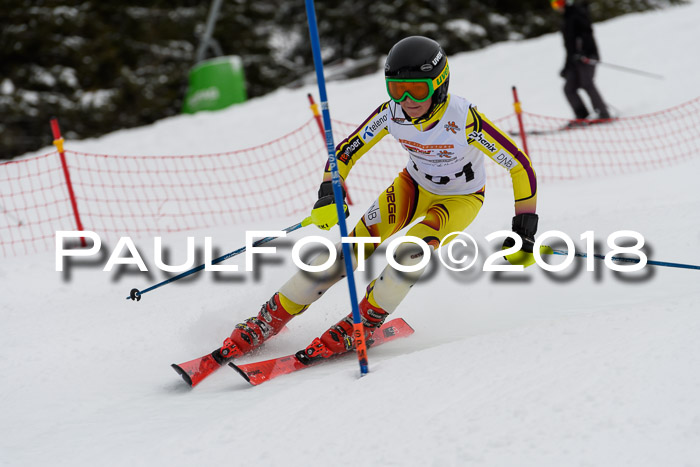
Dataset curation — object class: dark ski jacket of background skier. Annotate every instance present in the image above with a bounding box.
[561,2,599,72]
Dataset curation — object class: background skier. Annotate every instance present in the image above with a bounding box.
[552,0,612,121]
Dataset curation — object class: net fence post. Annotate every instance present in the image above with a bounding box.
[51,118,86,247]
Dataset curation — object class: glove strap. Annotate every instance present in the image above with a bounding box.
[318,180,346,200]
[512,213,539,238]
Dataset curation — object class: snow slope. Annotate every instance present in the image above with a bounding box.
[3,2,700,466]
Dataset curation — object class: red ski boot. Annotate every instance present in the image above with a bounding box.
[172,293,301,387]
[219,292,296,360]
[296,285,389,365]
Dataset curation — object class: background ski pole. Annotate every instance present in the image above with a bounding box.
[126,217,312,301]
[543,246,700,270]
[305,0,369,376]
[577,56,664,80]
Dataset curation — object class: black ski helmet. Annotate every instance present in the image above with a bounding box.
[385,36,450,108]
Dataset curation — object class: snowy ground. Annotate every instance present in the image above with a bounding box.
[3,2,700,466]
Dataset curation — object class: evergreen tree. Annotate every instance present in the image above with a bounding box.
[0,0,685,160]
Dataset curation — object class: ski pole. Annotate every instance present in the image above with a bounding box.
[544,246,700,270]
[126,217,312,301]
[305,0,369,376]
[577,56,664,80]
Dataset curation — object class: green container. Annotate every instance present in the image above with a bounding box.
[183,55,247,114]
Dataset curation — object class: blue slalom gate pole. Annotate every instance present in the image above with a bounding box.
[305,0,369,375]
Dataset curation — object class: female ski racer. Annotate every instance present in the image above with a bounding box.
[218,35,539,363]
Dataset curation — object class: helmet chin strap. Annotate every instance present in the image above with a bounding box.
[400,99,446,125]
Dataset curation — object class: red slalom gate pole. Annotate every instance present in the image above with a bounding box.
[511,86,529,156]
[307,93,326,140]
[306,93,353,205]
[51,118,86,247]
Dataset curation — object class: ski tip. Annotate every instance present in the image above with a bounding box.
[399,318,415,333]
[386,317,414,335]
[228,362,252,384]
[171,363,193,387]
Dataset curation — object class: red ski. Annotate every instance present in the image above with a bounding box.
[172,349,229,387]
[229,318,414,386]
[172,327,291,387]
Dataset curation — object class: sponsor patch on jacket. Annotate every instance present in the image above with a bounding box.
[444,121,460,134]
[493,150,519,170]
[364,199,381,226]
[338,136,364,164]
[398,139,453,151]
[362,114,388,140]
[468,130,497,153]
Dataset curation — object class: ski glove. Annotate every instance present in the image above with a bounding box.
[310,181,349,230]
[502,213,539,267]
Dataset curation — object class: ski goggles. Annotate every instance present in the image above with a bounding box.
[386,63,449,103]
